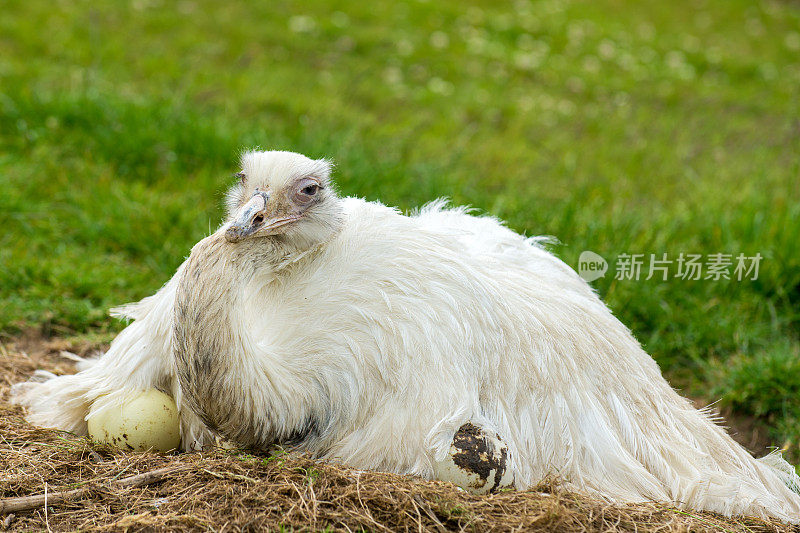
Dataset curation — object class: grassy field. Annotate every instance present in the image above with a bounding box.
[1,0,799,461]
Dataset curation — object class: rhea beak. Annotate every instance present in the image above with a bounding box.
[225,192,301,243]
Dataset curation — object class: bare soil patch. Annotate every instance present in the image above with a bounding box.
[0,339,795,532]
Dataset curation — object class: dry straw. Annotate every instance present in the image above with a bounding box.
[0,340,793,532]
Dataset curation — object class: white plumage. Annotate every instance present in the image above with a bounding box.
[12,150,800,522]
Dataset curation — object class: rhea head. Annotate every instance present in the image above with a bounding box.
[223,150,344,253]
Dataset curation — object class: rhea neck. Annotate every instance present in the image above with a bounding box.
[172,225,335,449]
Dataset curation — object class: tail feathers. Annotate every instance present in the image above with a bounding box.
[579,388,800,523]
[109,280,173,322]
[10,375,93,435]
[110,301,145,321]
[57,350,100,372]
[759,451,800,495]
[666,408,800,522]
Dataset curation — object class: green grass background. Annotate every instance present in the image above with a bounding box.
[1,0,798,456]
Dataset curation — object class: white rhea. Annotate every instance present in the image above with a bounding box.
[12,150,800,523]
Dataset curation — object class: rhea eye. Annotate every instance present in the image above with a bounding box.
[235,172,246,184]
[293,179,322,205]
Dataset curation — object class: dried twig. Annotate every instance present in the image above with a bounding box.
[0,466,185,515]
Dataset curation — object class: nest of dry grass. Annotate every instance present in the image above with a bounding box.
[0,339,795,532]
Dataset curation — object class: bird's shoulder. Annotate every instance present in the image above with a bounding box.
[330,196,580,285]
[335,196,529,255]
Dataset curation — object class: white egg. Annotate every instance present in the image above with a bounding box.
[433,423,515,494]
[88,389,181,452]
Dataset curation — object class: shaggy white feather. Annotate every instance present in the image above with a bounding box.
[11,150,800,523]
